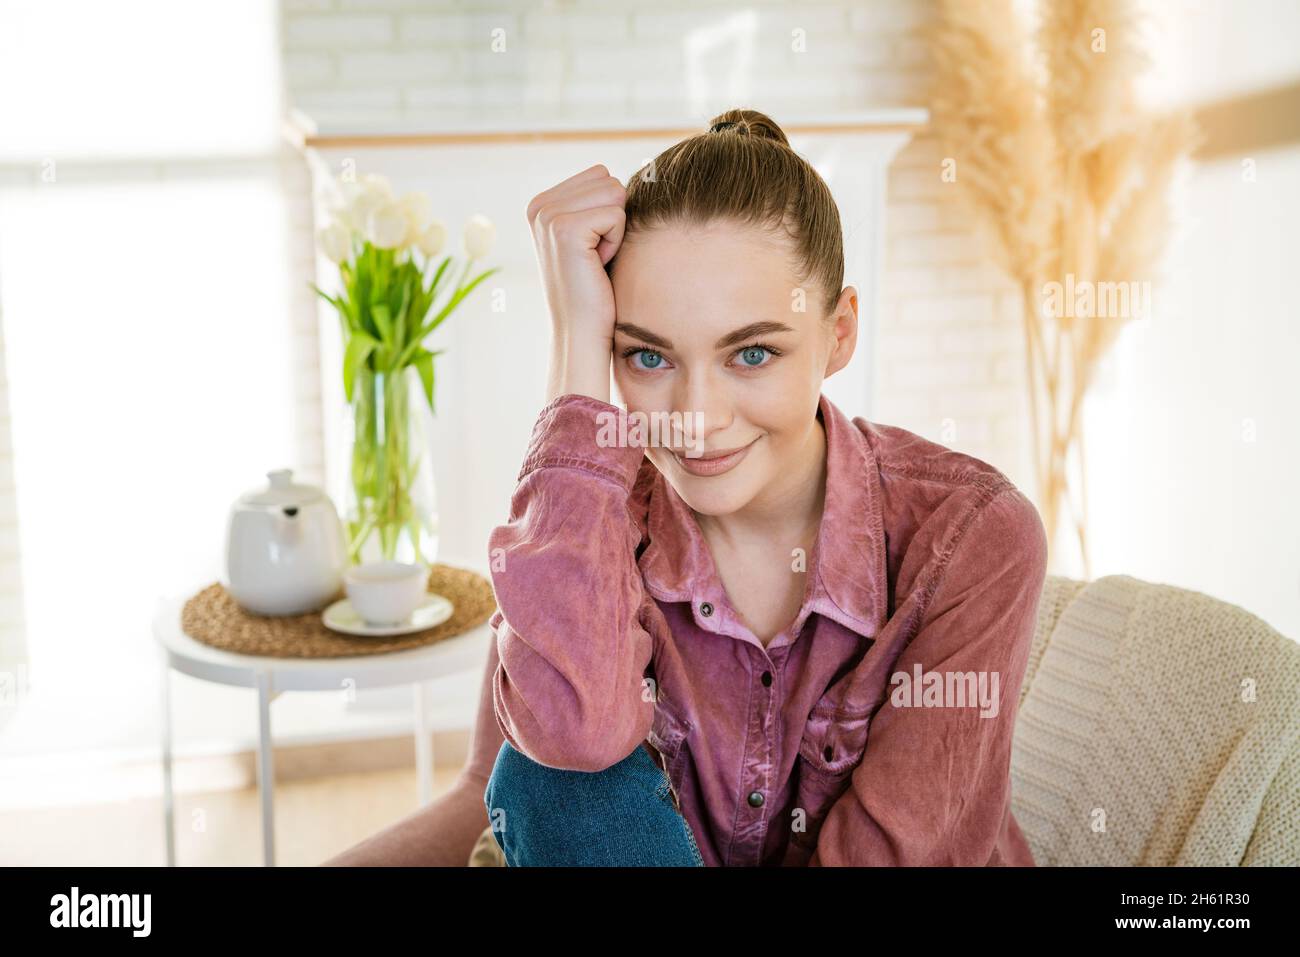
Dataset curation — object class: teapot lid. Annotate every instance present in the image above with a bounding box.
[238,468,326,508]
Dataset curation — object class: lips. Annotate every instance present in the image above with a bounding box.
[671,437,758,477]
[689,443,751,460]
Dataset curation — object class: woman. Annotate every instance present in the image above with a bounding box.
[481,108,1048,867]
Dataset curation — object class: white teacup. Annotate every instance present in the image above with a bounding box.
[344,561,429,626]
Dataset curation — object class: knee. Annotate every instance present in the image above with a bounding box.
[483,740,540,825]
[483,740,585,851]
[483,739,645,831]
[484,739,527,813]
[481,739,701,867]
[484,739,583,817]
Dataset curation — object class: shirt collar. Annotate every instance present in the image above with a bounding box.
[634,392,888,641]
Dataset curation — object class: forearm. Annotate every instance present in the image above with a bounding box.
[488,394,657,770]
[545,332,612,405]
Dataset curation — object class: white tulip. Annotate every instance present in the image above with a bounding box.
[346,175,395,239]
[348,190,385,238]
[317,221,352,264]
[417,219,446,258]
[398,192,433,244]
[359,172,394,199]
[463,214,496,260]
[318,177,351,230]
[366,202,409,250]
[326,203,354,234]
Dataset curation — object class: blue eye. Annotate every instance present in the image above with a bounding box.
[633,349,664,370]
[620,341,781,372]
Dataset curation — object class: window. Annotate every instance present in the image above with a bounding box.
[0,1,310,757]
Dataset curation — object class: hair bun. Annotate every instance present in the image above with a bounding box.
[705,109,789,147]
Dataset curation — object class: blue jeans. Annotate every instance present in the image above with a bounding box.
[483,739,705,866]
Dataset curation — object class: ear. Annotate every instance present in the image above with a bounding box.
[823,286,859,379]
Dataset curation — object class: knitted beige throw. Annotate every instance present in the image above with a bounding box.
[1011,574,1299,866]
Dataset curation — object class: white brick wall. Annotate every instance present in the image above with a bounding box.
[279,0,1034,493]
[878,131,1033,491]
[281,0,934,121]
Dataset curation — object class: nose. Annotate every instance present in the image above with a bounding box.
[672,368,732,452]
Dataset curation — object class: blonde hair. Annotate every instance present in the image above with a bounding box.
[618,107,844,317]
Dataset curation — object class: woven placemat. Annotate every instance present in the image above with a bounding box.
[181,562,497,658]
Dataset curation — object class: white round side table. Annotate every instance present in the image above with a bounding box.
[153,561,494,867]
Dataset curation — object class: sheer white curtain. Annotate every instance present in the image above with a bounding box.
[0,290,26,733]
[1079,144,1300,641]
[0,1,318,753]
[1076,0,1300,639]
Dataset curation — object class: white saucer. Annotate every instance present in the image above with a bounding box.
[322,591,455,637]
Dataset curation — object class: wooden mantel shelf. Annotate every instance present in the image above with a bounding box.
[283,107,929,151]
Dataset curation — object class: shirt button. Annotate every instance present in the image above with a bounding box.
[699,601,713,617]
[747,790,764,808]
[761,671,772,686]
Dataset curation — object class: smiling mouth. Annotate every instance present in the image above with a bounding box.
[681,441,753,460]
[671,437,759,476]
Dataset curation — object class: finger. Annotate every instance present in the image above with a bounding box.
[540,177,624,227]
[595,208,626,266]
[551,203,626,256]
[527,164,611,222]
[565,176,625,213]
[534,181,625,251]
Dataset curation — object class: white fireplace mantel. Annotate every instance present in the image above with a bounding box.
[290,107,927,571]
[285,106,927,147]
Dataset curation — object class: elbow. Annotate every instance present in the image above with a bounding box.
[493,678,653,773]
[497,720,648,773]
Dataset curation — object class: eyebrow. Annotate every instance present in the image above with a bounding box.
[614,320,797,352]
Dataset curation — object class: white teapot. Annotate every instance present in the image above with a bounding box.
[223,468,347,616]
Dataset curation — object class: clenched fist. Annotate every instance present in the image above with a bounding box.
[526,164,628,405]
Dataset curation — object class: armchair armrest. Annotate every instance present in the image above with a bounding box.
[320,771,490,867]
[322,638,507,866]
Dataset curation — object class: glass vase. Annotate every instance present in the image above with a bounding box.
[344,364,439,567]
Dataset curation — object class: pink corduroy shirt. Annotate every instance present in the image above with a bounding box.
[469,390,1048,866]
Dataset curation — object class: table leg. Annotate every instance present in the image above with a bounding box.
[255,670,275,866]
[413,681,433,805]
[161,660,175,867]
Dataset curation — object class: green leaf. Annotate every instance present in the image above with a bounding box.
[414,350,435,415]
[427,256,451,298]
[343,332,380,402]
[393,279,412,350]
[394,265,500,369]
[310,283,342,313]
[371,302,393,348]
[425,264,500,333]
[312,282,356,345]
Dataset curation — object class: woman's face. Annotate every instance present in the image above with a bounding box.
[608,218,858,518]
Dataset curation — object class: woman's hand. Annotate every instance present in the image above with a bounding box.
[526,164,627,405]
